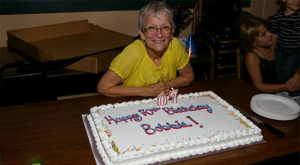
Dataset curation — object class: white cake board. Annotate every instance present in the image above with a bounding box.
[82,114,103,165]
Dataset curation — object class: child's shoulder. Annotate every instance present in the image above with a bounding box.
[245,51,259,62]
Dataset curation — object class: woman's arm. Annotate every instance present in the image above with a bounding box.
[97,70,166,97]
[166,62,194,88]
[245,52,289,93]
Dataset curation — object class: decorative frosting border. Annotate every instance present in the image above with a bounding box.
[89,91,263,165]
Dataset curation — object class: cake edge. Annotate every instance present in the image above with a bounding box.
[88,91,263,165]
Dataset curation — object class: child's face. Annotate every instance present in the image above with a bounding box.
[255,25,273,48]
[283,0,300,12]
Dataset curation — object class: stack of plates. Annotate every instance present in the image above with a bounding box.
[250,94,300,121]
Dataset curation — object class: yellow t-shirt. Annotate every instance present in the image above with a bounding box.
[109,37,189,87]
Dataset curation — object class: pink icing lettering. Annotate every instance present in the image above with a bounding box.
[162,107,175,115]
[138,107,161,116]
[169,120,192,129]
[162,105,212,115]
[207,108,213,113]
[104,113,142,124]
[195,105,203,110]
[104,115,115,124]
[206,105,213,113]
[155,123,171,132]
[179,106,189,112]
[186,115,199,125]
[140,124,156,135]
[189,105,197,111]
[140,120,192,135]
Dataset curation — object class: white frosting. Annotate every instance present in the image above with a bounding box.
[87,91,263,165]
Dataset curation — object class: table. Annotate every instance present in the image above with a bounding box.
[0,47,102,106]
[0,78,299,164]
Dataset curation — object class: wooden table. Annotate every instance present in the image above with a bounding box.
[0,78,299,164]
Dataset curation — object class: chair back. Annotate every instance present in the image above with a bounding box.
[237,48,242,79]
[192,0,203,35]
[236,48,251,83]
[0,61,55,106]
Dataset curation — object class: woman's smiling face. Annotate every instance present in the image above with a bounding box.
[139,11,174,57]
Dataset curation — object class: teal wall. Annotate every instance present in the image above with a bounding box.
[0,0,198,15]
[0,0,251,15]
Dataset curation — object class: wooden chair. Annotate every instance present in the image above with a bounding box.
[0,60,55,106]
[236,48,251,83]
[237,48,242,79]
[191,0,215,80]
[192,0,242,80]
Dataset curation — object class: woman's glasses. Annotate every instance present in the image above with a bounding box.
[145,26,171,35]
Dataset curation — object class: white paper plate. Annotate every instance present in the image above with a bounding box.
[250,94,300,121]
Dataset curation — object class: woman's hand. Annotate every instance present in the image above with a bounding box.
[98,70,171,97]
[146,82,170,96]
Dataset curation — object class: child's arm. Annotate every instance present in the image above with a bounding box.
[287,67,300,92]
[245,52,289,93]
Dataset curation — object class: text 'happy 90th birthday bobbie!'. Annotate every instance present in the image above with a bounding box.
[103,105,213,135]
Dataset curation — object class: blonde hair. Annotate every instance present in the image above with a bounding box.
[239,18,267,56]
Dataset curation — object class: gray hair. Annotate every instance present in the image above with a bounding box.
[138,1,175,32]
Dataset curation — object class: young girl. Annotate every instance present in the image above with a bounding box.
[271,0,300,95]
[239,18,292,93]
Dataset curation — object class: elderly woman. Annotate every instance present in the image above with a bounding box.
[97,1,194,97]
